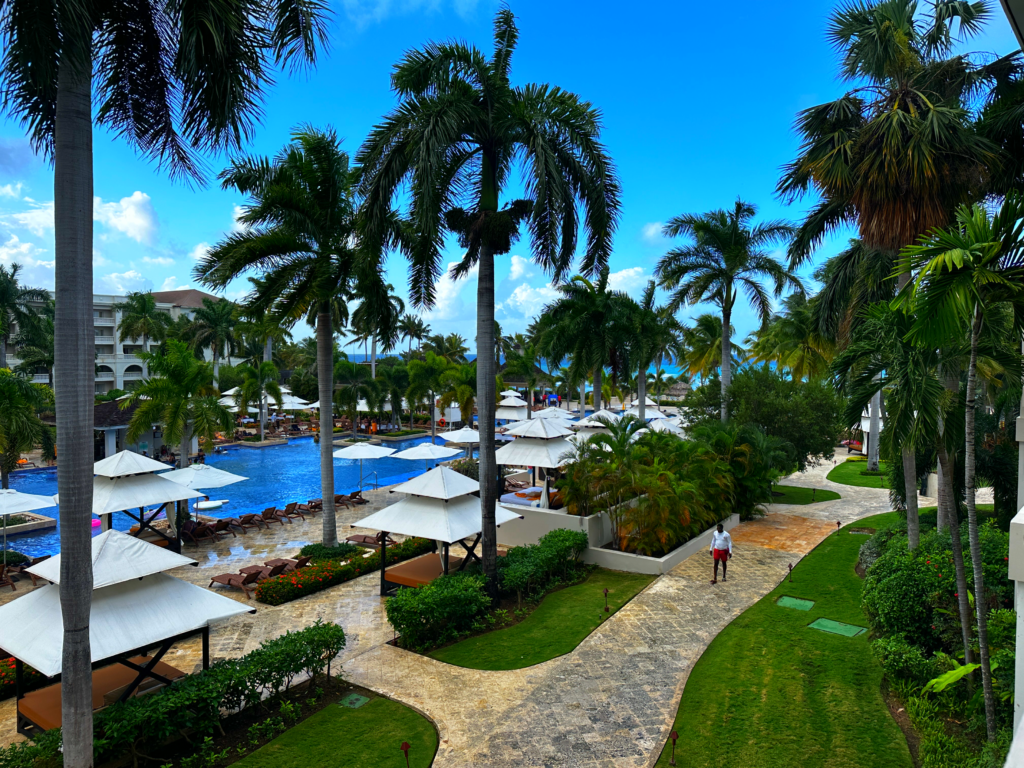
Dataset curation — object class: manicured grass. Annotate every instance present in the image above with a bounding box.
[771,485,841,505]
[233,695,437,768]
[826,458,890,488]
[430,568,655,670]
[655,512,912,768]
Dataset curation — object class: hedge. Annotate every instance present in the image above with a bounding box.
[255,538,435,605]
[0,657,43,702]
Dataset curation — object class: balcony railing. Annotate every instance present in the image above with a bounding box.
[122,371,143,380]
[95,371,115,381]
[94,317,116,326]
[95,353,117,363]
[30,374,49,384]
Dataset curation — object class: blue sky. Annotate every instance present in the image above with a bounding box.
[0,0,1019,352]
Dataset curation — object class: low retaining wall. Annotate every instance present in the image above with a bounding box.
[582,514,742,575]
[496,505,612,549]
[235,438,289,448]
[5,513,57,536]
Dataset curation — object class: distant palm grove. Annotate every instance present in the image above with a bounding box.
[0,1,1022,767]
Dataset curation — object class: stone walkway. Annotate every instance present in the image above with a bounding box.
[0,455,912,765]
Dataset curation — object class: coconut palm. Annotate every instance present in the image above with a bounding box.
[408,352,452,440]
[747,293,833,381]
[2,6,325,756]
[13,300,55,385]
[196,127,395,550]
[236,361,283,443]
[423,333,470,364]
[656,200,800,422]
[682,313,746,385]
[623,281,683,421]
[376,364,410,428]
[351,283,404,378]
[113,292,172,373]
[0,370,44,489]
[357,6,620,591]
[894,193,1024,740]
[398,315,430,357]
[439,362,478,426]
[0,264,47,369]
[188,299,237,390]
[334,360,374,426]
[505,343,542,417]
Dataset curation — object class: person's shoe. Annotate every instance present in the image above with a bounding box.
[722,576,727,582]
[710,579,717,585]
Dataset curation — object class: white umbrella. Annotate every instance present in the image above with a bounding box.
[160,464,248,489]
[648,419,685,436]
[0,489,56,566]
[440,426,481,458]
[494,437,575,469]
[499,389,521,398]
[624,405,669,420]
[352,494,521,544]
[392,442,462,472]
[575,409,621,428]
[498,396,528,407]
[390,466,479,500]
[305,401,320,409]
[505,418,573,439]
[495,405,528,422]
[531,406,574,421]
[80,474,206,515]
[333,443,396,489]
[220,386,240,396]
[94,450,170,478]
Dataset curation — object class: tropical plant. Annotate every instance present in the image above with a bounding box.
[746,292,833,381]
[333,360,374,426]
[187,299,237,390]
[350,282,405,378]
[113,292,172,373]
[13,300,54,385]
[439,362,477,425]
[505,343,542,417]
[398,314,430,357]
[357,6,620,592]
[0,264,47,369]
[375,364,410,428]
[656,199,800,422]
[894,193,1024,740]
[681,313,745,384]
[407,352,452,439]
[622,281,683,420]
[236,361,283,443]
[423,333,470,364]
[0,370,44,489]
[196,127,395,550]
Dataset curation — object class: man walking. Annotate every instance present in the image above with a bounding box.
[710,523,732,584]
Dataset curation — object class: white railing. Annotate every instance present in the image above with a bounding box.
[95,371,115,381]
[122,371,143,380]
[94,317,115,326]
[95,353,117,362]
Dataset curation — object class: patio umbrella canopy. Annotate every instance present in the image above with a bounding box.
[390,466,479,500]
[495,405,528,422]
[575,410,621,428]
[530,407,574,420]
[498,396,528,407]
[494,437,576,468]
[352,494,521,544]
[499,389,521,398]
[27,530,196,588]
[391,444,462,462]
[0,573,252,678]
[54,474,206,516]
[93,450,170,478]
[160,464,248,489]
[440,427,481,444]
[333,443,396,489]
[0,489,58,566]
[505,418,573,439]
[624,405,669,420]
[648,419,685,435]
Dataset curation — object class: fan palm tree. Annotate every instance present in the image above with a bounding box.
[2,6,325,756]
[113,292,172,374]
[188,299,237,390]
[894,193,1024,740]
[656,200,800,422]
[236,361,283,443]
[357,6,620,591]
[439,362,478,425]
[13,300,55,385]
[195,127,395,550]
[0,370,44,489]
[0,264,47,369]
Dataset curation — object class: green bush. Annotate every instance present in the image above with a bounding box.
[860,469,885,477]
[449,458,479,481]
[298,542,362,562]
[0,729,62,768]
[497,529,589,606]
[872,635,937,684]
[862,548,945,651]
[385,573,491,651]
[0,656,44,701]
[0,551,28,566]
[255,538,434,605]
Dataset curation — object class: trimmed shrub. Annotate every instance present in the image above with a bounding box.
[497,529,590,606]
[862,548,946,651]
[298,542,362,562]
[0,551,28,567]
[872,635,937,684]
[385,574,491,651]
[255,538,434,605]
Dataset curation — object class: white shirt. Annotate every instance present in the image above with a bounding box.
[710,530,732,553]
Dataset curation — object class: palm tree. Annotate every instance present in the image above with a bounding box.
[623,281,682,421]
[747,293,833,381]
[423,333,470,364]
[398,314,430,357]
[188,299,237,390]
[407,352,452,440]
[895,193,1024,741]
[376,364,410,428]
[505,343,542,417]
[13,300,55,385]
[1,7,325,758]
[113,292,172,375]
[334,359,374,426]
[548,366,576,411]
[195,127,393,551]
[0,370,44,489]
[0,264,47,369]
[357,6,620,592]
[682,313,746,386]
[236,361,283,443]
[656,200,800,421]
[351,284,404,378]
[439,362,478,426]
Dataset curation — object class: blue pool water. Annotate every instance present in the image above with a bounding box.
[6,435,472,558]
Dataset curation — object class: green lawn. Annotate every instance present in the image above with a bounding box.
[430,568,655,670]
[233,695,437,768]
[826,459,890,488]
[771,485,841,505]
[655,512,912,768]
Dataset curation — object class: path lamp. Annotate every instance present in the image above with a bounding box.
[400,741,410,767]
[668,730,679,766]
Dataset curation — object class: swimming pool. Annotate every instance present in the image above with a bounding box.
[6,435,472,558]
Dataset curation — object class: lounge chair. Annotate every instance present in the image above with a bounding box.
[234,513,265,532]
[276,502,305,522]
[345,533,395,549]
[348,491,369,505]
[238,562,287,580]
[296,501,318,517]
[208,570,260,598]
[264,555,312,572]
[333,495,352,509]
[183,522,216,545]
[259,507,285,526]
[9,555,50,586]
[0,566,16,592]
[211,518,236,538]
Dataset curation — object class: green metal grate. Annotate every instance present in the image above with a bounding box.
[809,618,866,637]
[777,596,815,611]
[338,693,370,709]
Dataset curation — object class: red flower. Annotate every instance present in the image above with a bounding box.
[954,593,958,597]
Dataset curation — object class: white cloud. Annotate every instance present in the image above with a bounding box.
[607,266,647,294]
[642,222,665,244]
[94,191,158,245]
[231,205,249,233]
[341,0,479,29]
[100,270,153,294]
[0,183,23,199]
[160,276,189,291]
[142,255,175,266]
[189,242,210,261]
[0,234,55,288]
[498,282,559,319]
[9,200,54,236]
[508,254,531,281]
[422,260,477,321]
[93,249,113,268]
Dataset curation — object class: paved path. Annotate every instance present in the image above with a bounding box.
[0,456,916,765]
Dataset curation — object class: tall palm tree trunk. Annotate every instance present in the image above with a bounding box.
[527,384,533,419]
[317,308,338,547]
[371,336,377,379]
[965,307,996,740]
[720,301,732,422]
[593,368,602,413]
[903,449,920,549]
[867,388,881,471]
[637,364,647,422]
[0,337,6,369]
[54,44,95,768]
[579,381,586,414]
[212,349,220,391]
[937,443,974,672]
[476,244,498,597]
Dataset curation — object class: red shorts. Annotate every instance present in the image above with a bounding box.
[713,548,730,562]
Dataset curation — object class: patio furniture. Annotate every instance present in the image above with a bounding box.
[211,518,236,539]
[345,533,395,549]
[264,555,312,572]
[234,513,265,532]
[0,566,16,592]
[238,562,287,581]
[208,570,261,598]
[385,552,463,589]
[182,522,216,545]
[260,507,285,526]
[276,502,305,522]
[9,556,50,586]
[333,495,353,509]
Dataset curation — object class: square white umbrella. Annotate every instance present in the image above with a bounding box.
[499,390,521,398]
[94,450,171,478]
[440,427,481,458]
[160,464,248,489]
[391,442,462,472]
[333,443,396,489]
[0,489,56,567]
